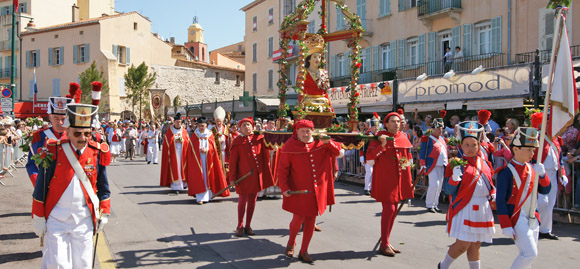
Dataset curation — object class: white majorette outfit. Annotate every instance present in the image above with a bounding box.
[444,122,496,243]
[419,113,448,211]
[147,128,160,164]
[108,128,122,155]
[496,127,551,269]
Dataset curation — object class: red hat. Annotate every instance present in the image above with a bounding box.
[91,81,102,106]
[384,112,401,125]
[531,112,543,129]
[238,117,255,127]
[293,119,314,134]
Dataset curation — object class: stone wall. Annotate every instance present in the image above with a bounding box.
[150,64,244,105]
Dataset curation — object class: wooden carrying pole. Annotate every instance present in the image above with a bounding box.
[529,9,564,226]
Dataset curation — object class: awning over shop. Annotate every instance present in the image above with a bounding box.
[466,98,524,111]
[403,102,446,112]
[14,101,48,118]
[446,101,463,110]
[257,98,298,112]
[360,104,393,113]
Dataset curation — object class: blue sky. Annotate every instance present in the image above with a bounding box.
[115,0,253,50]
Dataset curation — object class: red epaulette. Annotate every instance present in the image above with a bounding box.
[420,136,429,143]
[31,129,43,143]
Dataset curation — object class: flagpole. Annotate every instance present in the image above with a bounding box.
[529,8,564,226]
[32,68,36,114]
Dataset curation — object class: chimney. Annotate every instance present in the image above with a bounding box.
[72,4,80,22]
[170,37,175,44]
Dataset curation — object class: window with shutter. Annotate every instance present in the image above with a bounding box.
[357,0,367,30]
[475,21,492,55]
[252,73,257,93]
[268,37,273,58]
[336,6,345,30]
[463,24,472,57]
[253,43,257,62]
[418,34,426,64]
[491,16,502,54]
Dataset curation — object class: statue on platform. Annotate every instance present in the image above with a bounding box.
[300,34,334,115]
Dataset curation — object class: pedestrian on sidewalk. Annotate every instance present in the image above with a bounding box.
[228,117,274,237]
[31,100,111,268]
[147,123,160,164]
[277,119,344,263]
[366,112,414,257]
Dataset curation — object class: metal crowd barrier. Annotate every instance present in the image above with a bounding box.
[0,137,28,186]
[338,149,364,178]
[555,159,580,213]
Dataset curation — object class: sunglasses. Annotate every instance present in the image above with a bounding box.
[72,131,92,138]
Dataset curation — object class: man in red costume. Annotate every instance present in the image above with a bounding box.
[186,117,230,204]
[159,113,190,194]
[366,112,414,257]
[228,117,274,237]
[278,119,344,263]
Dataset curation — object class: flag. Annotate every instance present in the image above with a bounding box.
[549,12,579,136]
[13,0,18,13]
[33,68,37,113]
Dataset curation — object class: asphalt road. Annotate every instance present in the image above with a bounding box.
[1,153,579,268]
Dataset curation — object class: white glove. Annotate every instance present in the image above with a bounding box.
[366,160,375,166]
[420,166,427,172]
[533,163,545,177]
[452,166,463,182]
[560,175,568,187]
[32,215,46,237]
[97,214,110,233]
[360,156,365,164]
[502,227,515,239]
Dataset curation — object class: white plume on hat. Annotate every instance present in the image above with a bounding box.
[214,106,226,120]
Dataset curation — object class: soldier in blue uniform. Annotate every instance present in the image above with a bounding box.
[420,115,448,213]
[496,127,551,269]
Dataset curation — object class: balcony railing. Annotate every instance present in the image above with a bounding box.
[514,45,580,64]
[0,68,16,79]
[418,0,462,17]
[0,40,19,51]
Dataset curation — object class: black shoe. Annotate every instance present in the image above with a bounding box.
[147,161,151,164]
[539,232,559,240]
[364,190,370,195]
[438,262,441,269]
[434,207,442,213]
[427,208,437,213]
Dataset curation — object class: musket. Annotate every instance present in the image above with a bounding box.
[269,190,311,196]
[212,169,253,199]
[92,211,103,269]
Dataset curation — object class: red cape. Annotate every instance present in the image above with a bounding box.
[186,131,230,197]
[159,127,190,187]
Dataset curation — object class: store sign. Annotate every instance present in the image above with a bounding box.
[398,66,530,103]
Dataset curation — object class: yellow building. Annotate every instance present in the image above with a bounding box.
[21,12,174,119]
[0,0,114,101]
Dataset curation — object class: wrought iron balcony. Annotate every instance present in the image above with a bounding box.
[514,45,580,64]
[417,0,462,30]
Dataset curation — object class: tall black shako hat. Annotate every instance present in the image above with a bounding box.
[196,116,208,124]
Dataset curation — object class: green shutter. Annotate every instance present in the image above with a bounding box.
[48,48,53,66]
[386,0,391,15]
[29,80,34,98]
[397,39,404,67]
[85,43,90,62]
[389,43,396,70]
[452,26,461,52]
[35,50,40,67]
[463,24,472,57]
[73,45,78,64]
[125,47,131,64]
[398,0,405,11]
[418,34,426,64]
[373,45,379,71]
[427,32,436,74]
[59,46,64,65]
[492,16,502,54]
[112,45,118,59]
[26,51,29,68]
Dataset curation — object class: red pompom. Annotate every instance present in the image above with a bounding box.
[531,112,543,129]
[74,90,82,103]
[69,83,80,98]
[478,110,491,125]
[91,81,103,92]
[373,112,380,119]
[397,108,404,115]
[439,110,447,118]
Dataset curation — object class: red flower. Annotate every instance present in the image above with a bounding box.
[40,152,46,159]
[354,92,360,97]
[37,148,43,154]
[355,62,362,68]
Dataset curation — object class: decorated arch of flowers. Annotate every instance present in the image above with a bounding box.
[277,0,364,131]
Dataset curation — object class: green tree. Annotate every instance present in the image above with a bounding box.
[79,61,110,112]
[124,62,156,120]
[547,0,571,9]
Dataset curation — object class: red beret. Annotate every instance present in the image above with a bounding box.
[384,112,401,125]
[293,119,314,130]
[238,117,254,127]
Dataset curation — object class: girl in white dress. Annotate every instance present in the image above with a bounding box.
[108,125,123,162]
[439,121,495,269]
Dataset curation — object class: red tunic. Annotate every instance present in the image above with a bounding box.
[277,136,342,216]
[228,134,274,194]
[159,127,190,187]
[186,132,230,197]
[367,131,414,203]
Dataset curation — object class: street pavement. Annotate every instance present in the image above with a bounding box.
[1,153,580,268]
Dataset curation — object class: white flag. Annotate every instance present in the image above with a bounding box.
[549,14,578,136]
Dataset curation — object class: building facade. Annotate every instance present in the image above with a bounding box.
[0,0,114,100]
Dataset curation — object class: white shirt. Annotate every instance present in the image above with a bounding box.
[50,144,91,223]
